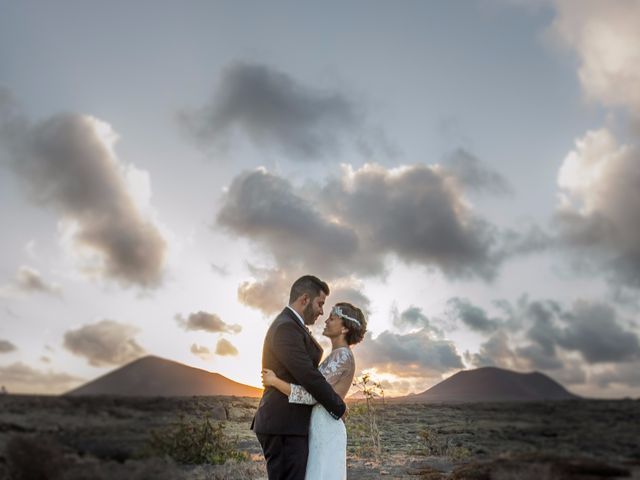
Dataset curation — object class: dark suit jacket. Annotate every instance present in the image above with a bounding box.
[251,307,346,436]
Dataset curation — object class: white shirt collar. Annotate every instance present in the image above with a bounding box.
[286,305,306,327]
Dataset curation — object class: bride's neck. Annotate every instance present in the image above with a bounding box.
[331,337,349,350]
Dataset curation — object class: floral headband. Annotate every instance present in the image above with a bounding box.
[331,306,361,327]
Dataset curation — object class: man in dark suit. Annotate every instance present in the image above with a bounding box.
[252,275,346,480]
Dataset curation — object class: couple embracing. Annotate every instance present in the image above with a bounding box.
[251,275,367,480]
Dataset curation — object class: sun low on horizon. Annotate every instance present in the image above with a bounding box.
[1,0,640,400]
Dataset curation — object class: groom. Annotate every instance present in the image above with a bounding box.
[252,275,346,480]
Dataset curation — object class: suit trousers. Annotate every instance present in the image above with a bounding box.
[256,433,308,480]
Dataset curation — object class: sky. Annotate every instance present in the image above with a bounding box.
[1,0,640,398]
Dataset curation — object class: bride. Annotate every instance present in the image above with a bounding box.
[262,302,367,480]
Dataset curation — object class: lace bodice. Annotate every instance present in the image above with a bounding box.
[289,347,355,404]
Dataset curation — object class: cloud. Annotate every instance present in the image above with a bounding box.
[217,168,362,279]
[465,330,521,369]
[14,266,61,295]
[557,300,640,363]
[464,296,640,376]
[190,343,211,360]
[442,149,511,195]
[357,329,464,378]
[0,93,166,288]
[215,338,238,356]
[592,361,640,388]
[219,163,529,282]
[175,311,241,334]
[391,305,442,338]
[516,299,565,369]
[550,0,640,115]
[237,266,290,316]
[180,62,364,161]
[210,263,229,276]
[556,128,640,290]
[323,163,505,279]
[0,266,62,298]
[0,340,17,353]
[63,319,146,367]
[0,362,83,394]
[447,297,501,333]
[235,266,371,318]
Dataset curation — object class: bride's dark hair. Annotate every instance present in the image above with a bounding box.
[335,302,367,345]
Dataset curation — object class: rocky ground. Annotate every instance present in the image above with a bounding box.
[0,395,638,479]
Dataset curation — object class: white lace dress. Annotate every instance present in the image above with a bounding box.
[289,347,355,480]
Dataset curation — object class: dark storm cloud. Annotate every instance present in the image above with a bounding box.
[63,320,146,367]
[323,163,502,280]
[463,296,640,373]
[217,169,364,278]
[215,338,238,356]
[0,93,166,288]
[518,298,640,367]
[518,300,564,368]
[0,340,16,353]
[0,362,83,393]
[557,301,640,363]
[447,297,501,333]
[357,329,464,377]
[219,163,521,283]
[180,62,362,161]
[442,149,511,195]
[327,281,372,318]
[392,305,436,333]
[515,344,565,370]
[465,330,519,368]
[175,311,241,334]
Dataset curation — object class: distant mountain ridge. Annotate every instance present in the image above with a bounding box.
[392,367,580,403]
[65,355,262,397]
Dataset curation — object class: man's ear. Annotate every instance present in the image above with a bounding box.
[301,293,310,306]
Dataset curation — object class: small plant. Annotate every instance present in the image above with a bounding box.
[144,415,248,465]
[347,373,385,461]
[418,426,470,462]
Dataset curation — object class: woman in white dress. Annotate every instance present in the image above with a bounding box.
[262,302,367,480]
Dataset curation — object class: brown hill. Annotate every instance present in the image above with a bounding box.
[392,367,580,403]
[65,355,262,397]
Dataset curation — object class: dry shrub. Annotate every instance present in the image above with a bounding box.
[5,434,68,480]
[418,426,471,462]
[144,415,248,465]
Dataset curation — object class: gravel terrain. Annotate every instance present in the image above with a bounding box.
[0,395,638,479]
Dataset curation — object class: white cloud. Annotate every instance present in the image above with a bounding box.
[556,128,640,288]
[551,0,640,114]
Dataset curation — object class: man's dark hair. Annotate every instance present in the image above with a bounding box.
[289,275,330,304]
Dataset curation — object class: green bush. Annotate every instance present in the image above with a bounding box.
[144,415,248,465]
